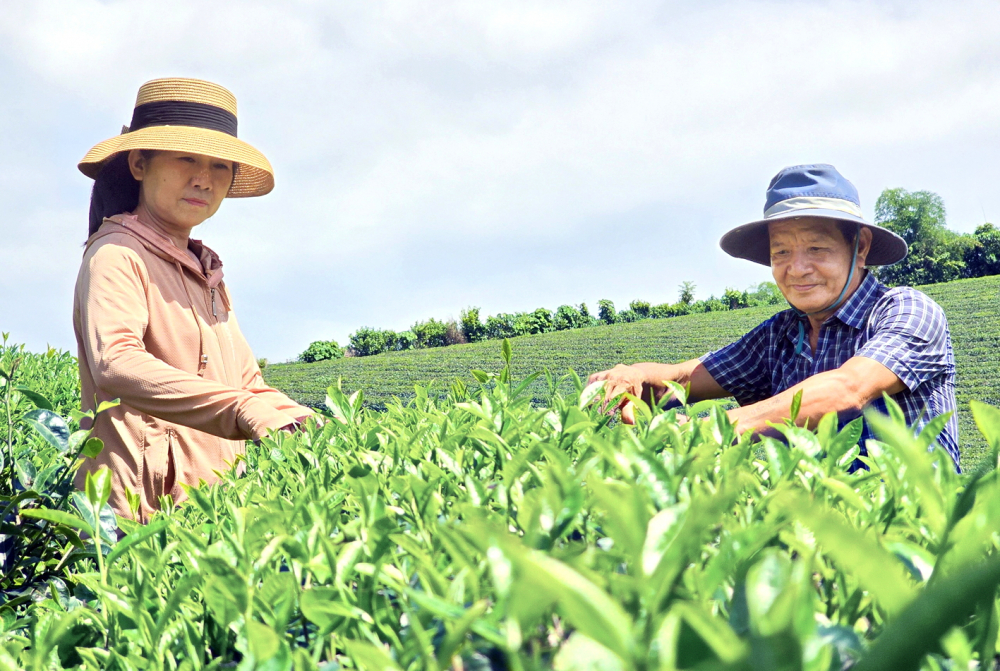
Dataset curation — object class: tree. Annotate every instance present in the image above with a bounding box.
[963,223,1000,278]
[597,300,617,325]
[745,282,785,306]
[411,318,449,348]
[553,305,585,331]
[678,281,696,305]
[299,340,344,363]
[349,328,394,357]
[460,307,486,343]
[722,288,745,310]
[485,313,518,340]
[874,188,975,286]
[629,300,651,318]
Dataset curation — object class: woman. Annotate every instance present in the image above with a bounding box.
[75,78,313,522]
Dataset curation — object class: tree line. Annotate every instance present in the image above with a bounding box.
[298,281,785,362]
[298,187,999,363]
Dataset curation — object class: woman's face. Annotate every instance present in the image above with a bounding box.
[128,150,234,230]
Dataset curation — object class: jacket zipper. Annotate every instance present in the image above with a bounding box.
[211,288,217,318]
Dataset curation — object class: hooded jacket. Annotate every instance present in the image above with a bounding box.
[73,214,311,522]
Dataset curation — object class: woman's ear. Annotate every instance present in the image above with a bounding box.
[126,149,146,181]
[857,226,874,266]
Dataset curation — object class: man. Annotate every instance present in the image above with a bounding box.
[589,164,959,469]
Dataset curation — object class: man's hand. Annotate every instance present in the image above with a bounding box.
[587,360,729,425]
[587,364,648,424]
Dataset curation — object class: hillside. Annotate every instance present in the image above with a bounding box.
[264,274,1000,470]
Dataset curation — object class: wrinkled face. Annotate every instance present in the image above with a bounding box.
[769,218,868,314]
[129,150,234,230]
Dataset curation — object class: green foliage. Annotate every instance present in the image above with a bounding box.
[597,299,617,325]
[0,335,118,599]
[411,318,450,349]
[629,300,651,318]
[875,188,977,286]
[267,274,1000,471]
[679,280,697,305]
[964,222,1000,279]
[460,307,486,343]
[3,341,1000,669]
[348,326,396,357]
[553,305,592,331]
[298,340,344,363]
[339,284,784,359]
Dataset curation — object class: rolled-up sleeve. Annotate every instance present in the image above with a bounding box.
[699,317,774,405]
[854,289,952,392]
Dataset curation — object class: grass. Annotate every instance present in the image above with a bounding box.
[264,274,1000,471]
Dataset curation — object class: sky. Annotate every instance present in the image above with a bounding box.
[1,0,999,361]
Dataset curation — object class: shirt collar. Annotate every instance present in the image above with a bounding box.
[784,271,882,344]
[832,271,881,329]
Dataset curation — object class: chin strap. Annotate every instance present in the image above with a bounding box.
[791,227,860,357]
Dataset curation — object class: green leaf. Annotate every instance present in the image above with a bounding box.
[789,389,803,423]
[553,633,626,671]
[105,519,170,567]
[81,438,104,459]
[470,369,490,384]
[14,387,53,411]
[71,491,118,545]
[501,338,512,366]
[514,549,634,663]
[23,408,70,452]
[655,603,748,668]
[202,557,249,627]
[20,507,93,534]
[854,556,1000,671]
[300,587,374,628]
[344,640,403,671]
[971,399,1000,454]
[246,621,281,662]
[348,464,372,478]
[96,399,120,414]
[14,459,36,489]
[588,478,650,565]
[84,468,113,509]
[781,493,915,618]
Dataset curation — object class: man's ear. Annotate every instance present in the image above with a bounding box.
[126,149,146,181]
[856,226,874,266]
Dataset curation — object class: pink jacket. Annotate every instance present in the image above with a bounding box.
[74,214,310,521]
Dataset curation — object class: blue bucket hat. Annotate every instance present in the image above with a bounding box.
[720,164,908,267]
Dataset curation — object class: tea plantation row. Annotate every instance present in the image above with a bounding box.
[4,339,1000,670]
[265,274,1000,471]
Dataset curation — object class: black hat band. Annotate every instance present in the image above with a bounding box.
[129,100,238,137]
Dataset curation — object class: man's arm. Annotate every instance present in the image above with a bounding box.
[587,358,730,424]
[727,355,906,435]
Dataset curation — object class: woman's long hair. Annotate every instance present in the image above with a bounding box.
[88,151,144,237]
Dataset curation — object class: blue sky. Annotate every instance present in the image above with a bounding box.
[1,1,999,361]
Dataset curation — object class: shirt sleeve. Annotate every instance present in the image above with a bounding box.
[78,241,300,441]
[854,289,952,392]
[223,300,314,421]
[699,316,775,405]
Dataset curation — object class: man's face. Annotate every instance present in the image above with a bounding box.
[769,218,864,314]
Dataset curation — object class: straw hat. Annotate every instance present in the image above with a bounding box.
[719,164,907,267]
[78,77,273,197]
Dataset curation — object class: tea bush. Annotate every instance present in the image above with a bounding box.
[266,274,1000,471]
[1,339,999,670]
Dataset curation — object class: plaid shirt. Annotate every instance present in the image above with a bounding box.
[700,272,959,469]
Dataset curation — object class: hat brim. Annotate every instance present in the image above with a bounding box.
[720,209,908,267]
[78,125,273,198]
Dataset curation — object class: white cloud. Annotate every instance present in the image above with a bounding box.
[1,0,998,360]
